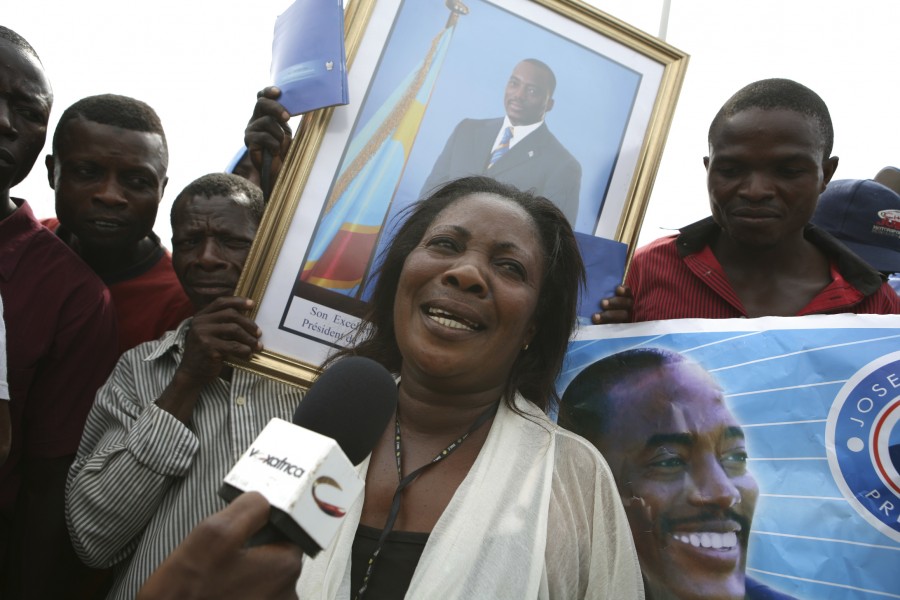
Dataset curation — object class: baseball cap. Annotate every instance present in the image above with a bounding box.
[875,166,900,195]
[812,178,900,273]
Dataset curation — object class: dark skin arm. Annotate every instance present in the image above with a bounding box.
[591,285,634,324]
[136,492,302,600]
[156,297,262,424]
[244,86,292,192]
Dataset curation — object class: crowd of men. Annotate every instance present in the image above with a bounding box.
[0,26,302,599]
[1,20,898,600]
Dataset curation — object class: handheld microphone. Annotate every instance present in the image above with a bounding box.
[219,356,398,556]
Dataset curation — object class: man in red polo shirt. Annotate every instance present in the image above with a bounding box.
[596,79,899,322]
[42,94,194,354]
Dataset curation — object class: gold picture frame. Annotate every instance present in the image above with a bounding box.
[233,0,688,387]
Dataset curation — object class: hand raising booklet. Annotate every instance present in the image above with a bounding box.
[271,0,349,116]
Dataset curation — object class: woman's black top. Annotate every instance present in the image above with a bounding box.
[350,524,429,599]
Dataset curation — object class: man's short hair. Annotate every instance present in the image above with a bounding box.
[559,348,687,439]
[520,58,556,97]
[0,26,41,63]
[52,94,169,168]
[708,78,834,158]
[171,173,265,226]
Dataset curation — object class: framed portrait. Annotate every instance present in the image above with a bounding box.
[233,0,688,386]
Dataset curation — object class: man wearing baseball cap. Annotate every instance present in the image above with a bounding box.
[812,178,900,294]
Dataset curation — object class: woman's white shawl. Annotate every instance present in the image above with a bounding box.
[296,395,644,599]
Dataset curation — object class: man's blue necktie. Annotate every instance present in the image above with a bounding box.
[488,126,514,169]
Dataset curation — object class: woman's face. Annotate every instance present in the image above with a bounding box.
[393,193,544,394]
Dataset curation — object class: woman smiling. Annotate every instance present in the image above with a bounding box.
[297,177,643,599]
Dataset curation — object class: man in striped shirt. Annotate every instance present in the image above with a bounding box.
[595,79,900,322]
[66,173,304,599]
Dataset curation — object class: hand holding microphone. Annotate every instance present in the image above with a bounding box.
[136,492,302,600]
[139,357,397,597]
[219,356,399,554]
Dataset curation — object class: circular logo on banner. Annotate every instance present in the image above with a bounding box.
[826,351,900,542]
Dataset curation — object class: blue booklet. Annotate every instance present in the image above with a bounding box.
[271,0,349,116]
[574,232,627,324]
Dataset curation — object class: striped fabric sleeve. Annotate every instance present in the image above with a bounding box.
[625,234,747,321]
[66,356,199,569]
[125,405,198,475]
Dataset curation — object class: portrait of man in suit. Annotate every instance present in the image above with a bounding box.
[420,58,582,224]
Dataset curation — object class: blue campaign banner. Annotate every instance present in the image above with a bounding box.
[558,315,900,599]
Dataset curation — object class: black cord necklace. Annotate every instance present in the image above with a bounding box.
[354,400,500,600]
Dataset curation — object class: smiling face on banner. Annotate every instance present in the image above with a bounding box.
[560,350,760,600]
[606,361,758,599]
[561,321,900,599]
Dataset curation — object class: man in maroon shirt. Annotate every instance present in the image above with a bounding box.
[596,79,899,322]
[43,94,194,354]
[0,26,119,597]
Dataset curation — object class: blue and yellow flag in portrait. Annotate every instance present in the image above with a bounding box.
[300,21,457,296]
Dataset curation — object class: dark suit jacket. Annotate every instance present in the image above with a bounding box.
[745,577,798,599]
[420,117,582,225]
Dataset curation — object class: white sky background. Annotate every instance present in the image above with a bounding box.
[7,0,900,249]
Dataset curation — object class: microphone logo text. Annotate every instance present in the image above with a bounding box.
[248,448,306,478]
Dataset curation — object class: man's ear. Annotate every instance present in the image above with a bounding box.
[45,154,56,189]
[545,97,554,113]
[703,156,710,171]
[161,176,169,198]
[822,156,839,188]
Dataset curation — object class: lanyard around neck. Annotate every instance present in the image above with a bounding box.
[354,400,500,600]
